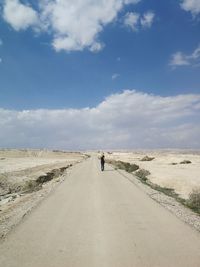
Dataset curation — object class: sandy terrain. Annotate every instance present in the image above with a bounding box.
[106,150,200,199]
[0,157,200,267]
[0,149,88,237]
[0,149,86,194]
[0,149,85,174]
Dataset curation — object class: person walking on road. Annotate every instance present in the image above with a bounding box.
[100,153,105,171]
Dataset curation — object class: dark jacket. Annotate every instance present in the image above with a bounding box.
[100,155,105,164]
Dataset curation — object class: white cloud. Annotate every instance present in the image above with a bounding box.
[2,0,141,52]
[181,0,200,15]
[124,12,140,31]
[3,0,39,31]
[124,11,155,31]
[41,0,141,52]
[0,90,200,150]
[140,11,155,28]
[89,42,104,53]
[170,52,190,66]
[0,58,2,63]
[112,73,120,80]
[124,0,141,3]
[170,44,200,67]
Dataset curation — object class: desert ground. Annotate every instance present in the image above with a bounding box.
[0,149,88,237]
[0,156,200,267]
[0,149,87,195]
[0,149,86,173]
[105,150,200,199]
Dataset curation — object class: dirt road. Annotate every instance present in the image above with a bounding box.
[0,156,200,267]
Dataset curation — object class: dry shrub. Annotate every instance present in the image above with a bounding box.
[141,156,155,161]
[180,160,191,164]
[106,160,139,173]
[122,162,139,173]
[23,180,42,192]
[0,175,7,188]
[187,188,200,213]
[135,169,150,182]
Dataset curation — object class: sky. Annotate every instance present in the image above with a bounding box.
[0,0,200,150]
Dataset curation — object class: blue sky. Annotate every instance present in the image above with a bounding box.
[0,0,200,149]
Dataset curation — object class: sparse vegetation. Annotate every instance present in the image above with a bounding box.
[135,169,150,182]
[106,160,139,173]
[36,166,68,184]
[140,156,155,161]
[121,162,139,173]
[107,156,200,215]
[186,188,200,213]
[108,160,178,199]
[150,183,179,198]
[0,165,70,197]
[23,180,42,192]
[171,160,191,165]
[0,175,7,188]
[180,160,192,164]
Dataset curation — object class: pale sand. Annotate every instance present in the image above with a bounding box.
[0,149,87,194]
[0,149,85,174]
[106,150,200,199]
[0,149,88,238]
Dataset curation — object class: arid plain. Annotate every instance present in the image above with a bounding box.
[106,150,200,199]
[0,149,87,238]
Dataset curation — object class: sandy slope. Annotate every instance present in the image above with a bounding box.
[0,156,200,267]
[0,149,86,195]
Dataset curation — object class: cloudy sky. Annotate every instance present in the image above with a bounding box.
[0,0,200,149]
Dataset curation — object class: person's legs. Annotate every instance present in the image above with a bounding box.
[102,163,104,171]
[101,162,104,171]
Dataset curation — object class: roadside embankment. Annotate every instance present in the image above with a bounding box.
[0,149,88,239]
[106,156,200,232]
